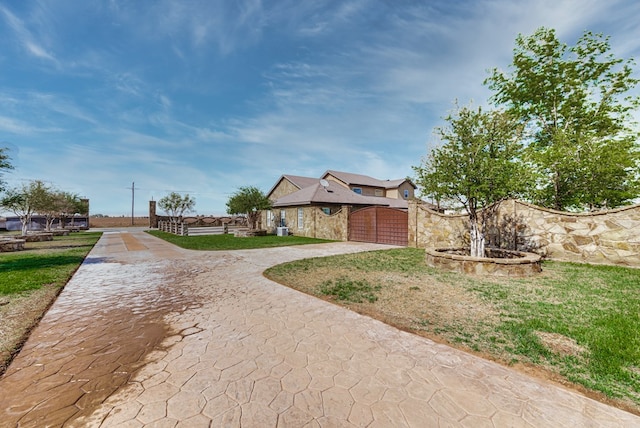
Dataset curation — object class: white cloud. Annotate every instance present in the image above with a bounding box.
[0,4,57,64]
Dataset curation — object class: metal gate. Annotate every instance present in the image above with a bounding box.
[349,206,408,246]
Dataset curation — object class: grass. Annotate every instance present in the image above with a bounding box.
[265,248,640,411]
[0,232,102,295]
[146,230,334,250]
[0,231,102,373]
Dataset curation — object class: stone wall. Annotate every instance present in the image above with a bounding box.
[409,199,640,267]
[312,207,349,241]
[262,206,349,241]
[408,201,467,249]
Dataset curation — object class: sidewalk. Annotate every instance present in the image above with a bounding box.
[1,231,638,427]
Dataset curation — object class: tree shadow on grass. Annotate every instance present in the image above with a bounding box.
[0,254,87,273]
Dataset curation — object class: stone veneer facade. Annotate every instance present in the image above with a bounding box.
[409,199,640,267]
[265,206,349,241]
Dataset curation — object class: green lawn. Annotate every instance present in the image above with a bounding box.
[146,230,334,250]
[265,248,640,409]
[0,232,102,295]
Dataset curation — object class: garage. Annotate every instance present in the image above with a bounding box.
[349,206,408,246]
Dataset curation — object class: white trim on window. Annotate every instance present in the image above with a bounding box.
[297,208,303,229]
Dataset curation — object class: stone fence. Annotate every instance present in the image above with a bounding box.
[409,199,640,267]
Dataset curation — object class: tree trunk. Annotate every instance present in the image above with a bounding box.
[469,217,485,258]
[20,215,29,236]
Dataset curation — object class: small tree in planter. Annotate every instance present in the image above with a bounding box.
[226,186,272,230]
[158,192,196,222]
[413,104,532,257]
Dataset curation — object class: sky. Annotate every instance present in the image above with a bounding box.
[0,0,639,216]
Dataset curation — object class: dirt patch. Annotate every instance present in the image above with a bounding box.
[535,331,586,358]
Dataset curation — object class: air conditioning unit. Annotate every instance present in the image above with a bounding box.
[276,227,289,236]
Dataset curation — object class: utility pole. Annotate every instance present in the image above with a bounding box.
[131,181,135,226]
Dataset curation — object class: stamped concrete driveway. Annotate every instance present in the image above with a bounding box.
[1,230,638,427]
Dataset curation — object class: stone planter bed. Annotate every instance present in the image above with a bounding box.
[0,238,26,252]
[233,229,267,237]
[425,247,542,277]
[24,233,54,242]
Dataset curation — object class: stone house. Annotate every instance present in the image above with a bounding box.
[261,170,416,241]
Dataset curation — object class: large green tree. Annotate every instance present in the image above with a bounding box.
[158,192,196,222]
[414,105,530,257]
[226,186,272,230]
[485,27,640,210]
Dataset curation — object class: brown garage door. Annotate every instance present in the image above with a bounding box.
[349,206,408,246]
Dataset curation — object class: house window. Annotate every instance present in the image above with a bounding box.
[280,209,286,227]
[375,189,383,197]
[322,207,331,215]
[297,208,303,229]
[267,211,272,227]
[404,189,409,199]
[352,187,362,194]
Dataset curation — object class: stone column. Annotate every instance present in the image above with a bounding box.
[149,200,158,228]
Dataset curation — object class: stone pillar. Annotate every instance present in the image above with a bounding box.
[149,200,158,228]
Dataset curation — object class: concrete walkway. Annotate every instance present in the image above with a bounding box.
[1,231,638,427]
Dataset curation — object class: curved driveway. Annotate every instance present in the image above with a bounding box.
[1,230,638,427]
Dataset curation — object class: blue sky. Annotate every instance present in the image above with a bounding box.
[1,0,639,216]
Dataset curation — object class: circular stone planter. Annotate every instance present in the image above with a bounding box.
[425,247,542,277]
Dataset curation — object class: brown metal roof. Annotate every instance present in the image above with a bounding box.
[322,170,416,190]
[272,180,408,209]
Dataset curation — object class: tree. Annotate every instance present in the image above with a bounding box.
[53,191,87,229]
[1,180,50,236]
[485,27,640,210]
[158,192,195,222]
[32,186,59,231]
[413,105,530,257]
[0,147,13,193]
[226,186,272,230]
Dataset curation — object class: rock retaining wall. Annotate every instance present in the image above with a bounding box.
[0,239,25,252]
[410,200,640,267]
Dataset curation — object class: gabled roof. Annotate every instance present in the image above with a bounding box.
[322,170,416,189]
[272,180,408,209]
[266,174,319,198]
[284,174,319,189]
